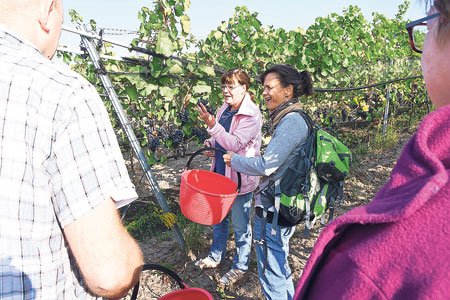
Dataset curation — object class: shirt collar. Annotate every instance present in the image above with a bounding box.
[0,23,43,55]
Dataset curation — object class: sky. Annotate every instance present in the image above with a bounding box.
[59,0,427,55]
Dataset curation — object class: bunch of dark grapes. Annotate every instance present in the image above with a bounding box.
[192,127,209,143]
[128,104,139,116]
[197,97,216,115]
[143,122,154,138]
[356,111,368,120]
[169,128,184,149]
[340,109,348,122]
[156,127,169,143]
[262,121,274,136]
[135,130,144,139]
[177,110,190,125]
[148,137,160,152]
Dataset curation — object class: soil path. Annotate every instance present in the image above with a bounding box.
[125,133,410,300]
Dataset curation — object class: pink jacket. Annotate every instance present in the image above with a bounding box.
[207,94,262,195]
[294,104,450,299]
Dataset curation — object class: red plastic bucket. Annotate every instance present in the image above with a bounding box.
[179,147,241,225]
[130,264,214,300]
[159,287,213,300]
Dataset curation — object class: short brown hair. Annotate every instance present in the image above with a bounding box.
[430,0,450,45]
[221,68,255,102]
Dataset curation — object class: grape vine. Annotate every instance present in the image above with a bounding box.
[60,0,429,164]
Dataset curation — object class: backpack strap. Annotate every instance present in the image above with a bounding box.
[270,110,315,235]
[303,193,312,237]
[271,178,282,235]
[337,181,344,204]
[296,110,315,136]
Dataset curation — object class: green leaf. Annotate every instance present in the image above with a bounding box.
[198,64,215,77]
[193,84,211,94]
[174,4,184,17]
[125,86,139,100]
[168,64,183,74]
[156,31,176,57]
[180,15,191,35]
[89,19,97,31]
[143,84,158,96]
[160,86,176,99]
[183,0,191,11]
[213,31,223,40]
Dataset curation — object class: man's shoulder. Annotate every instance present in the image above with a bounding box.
[36,57,91,90]
[25,56,98,107]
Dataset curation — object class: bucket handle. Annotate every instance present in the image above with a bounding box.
[185,146,241,193]
[130,263,187,300]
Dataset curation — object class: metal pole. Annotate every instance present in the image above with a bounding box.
[62,25,131,49]
[382,85,391,141]
[57,46,126,62]
[79,25,186,251]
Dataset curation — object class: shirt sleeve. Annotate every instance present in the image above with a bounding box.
[45,79,137,228]
[231,113,308,177]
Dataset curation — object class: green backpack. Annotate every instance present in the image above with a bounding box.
[263,111,352,236]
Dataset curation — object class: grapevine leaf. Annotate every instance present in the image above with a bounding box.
[183,0,190,11]
[213,31,223,40]
[160,86,176,99]
[168,64,183,74]
[143,84,158,96]
[193,84,211,94]
[174,4,184,16]
[156,31,176,57]
[180,15,191,35]
[198,64,215,77]
[125,86,139,100]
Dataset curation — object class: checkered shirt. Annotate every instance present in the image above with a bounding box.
[0,25,138,299]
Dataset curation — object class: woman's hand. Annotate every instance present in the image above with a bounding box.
[203,141,215,158]
[223,151,236,167]
[197,103,216,128]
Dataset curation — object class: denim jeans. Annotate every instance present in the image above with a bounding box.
[254,212,296,300]
[207,192,253,271]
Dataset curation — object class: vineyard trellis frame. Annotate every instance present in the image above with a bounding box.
[60,21,426,249]
[74,25,186,251]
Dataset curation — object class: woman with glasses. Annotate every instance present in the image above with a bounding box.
[292,1,450,299]
[223,64,314,300]
[195,68,263,286]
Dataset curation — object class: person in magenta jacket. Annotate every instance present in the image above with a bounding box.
[195,68,263,285]
[294,1,450,299]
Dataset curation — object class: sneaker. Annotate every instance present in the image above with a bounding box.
[194,257,220,269]
[219,268,246,285]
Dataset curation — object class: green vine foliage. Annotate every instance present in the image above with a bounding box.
[60,0,428,165]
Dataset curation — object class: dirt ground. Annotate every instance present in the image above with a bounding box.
[124,133,411,300]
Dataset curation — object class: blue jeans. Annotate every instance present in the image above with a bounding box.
[254,212,296,300]
[207,192,253,271]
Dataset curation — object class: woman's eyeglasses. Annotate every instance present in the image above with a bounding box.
[406,12,440,53]
[222,85,242,91]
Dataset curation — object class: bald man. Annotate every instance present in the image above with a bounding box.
[0,0,143,299]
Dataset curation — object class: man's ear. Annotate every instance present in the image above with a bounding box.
[38,0,55,33]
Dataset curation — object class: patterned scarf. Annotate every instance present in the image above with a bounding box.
[269,98,304,128]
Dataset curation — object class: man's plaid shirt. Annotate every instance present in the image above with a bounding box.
[0,25,137,299]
